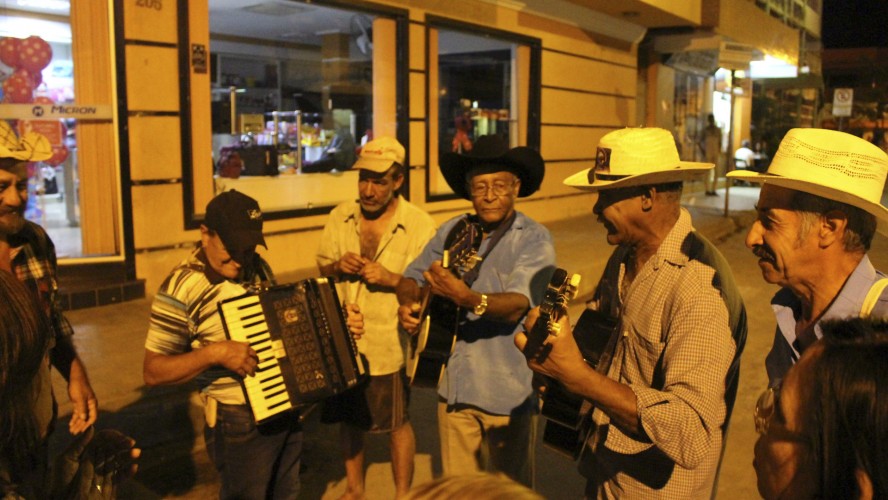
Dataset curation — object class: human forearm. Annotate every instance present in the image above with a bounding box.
[143,347,220,386]
[396,276,421,306]
[563,368,643,437]
[49,335,78,380]
[464,291,529,324]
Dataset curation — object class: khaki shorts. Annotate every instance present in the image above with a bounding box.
[321,368,410,433]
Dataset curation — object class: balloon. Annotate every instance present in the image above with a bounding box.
[31,69,43,88]
[2,70,33,103]
[44,144,69,166]
[0,37,20,68]
[34,96,54,105]
[18,36,52,73]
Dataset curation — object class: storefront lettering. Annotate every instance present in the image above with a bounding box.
[135,0,162,10]
[50,105,98,115]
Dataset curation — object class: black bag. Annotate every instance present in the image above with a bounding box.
[238,145,279,176]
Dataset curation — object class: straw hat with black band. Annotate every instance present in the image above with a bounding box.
[727,128,888,234]
[563,127,713,192]
[440,135,544,199]
[0,121,52,164]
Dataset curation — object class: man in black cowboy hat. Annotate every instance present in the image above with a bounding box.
[396,135,555,487]
[516,127,746,497]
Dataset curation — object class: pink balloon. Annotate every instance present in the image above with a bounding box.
[18,36,52,73]
[0,37,20,68]
[45,144,69,166]
[2,71,33,103]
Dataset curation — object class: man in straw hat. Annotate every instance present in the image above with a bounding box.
[516,127,747,497]
[316,136,435,498]
[727,128,888,386]
[397,135,555,487]
[0,121,99,443]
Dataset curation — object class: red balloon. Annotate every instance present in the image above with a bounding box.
[0,37,20,68]
[18,36,52,73]
[45,144,69,166]
[34,96,53,105]
[2,71,33,103]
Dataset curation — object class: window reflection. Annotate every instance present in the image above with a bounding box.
[209,0,381,213]
[0,6,84,258]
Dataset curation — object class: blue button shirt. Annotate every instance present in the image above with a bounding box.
[403,211,556,415]
[766,254,888,386]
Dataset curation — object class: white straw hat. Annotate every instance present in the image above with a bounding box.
[564,127,713,191]
[728,128,888,232]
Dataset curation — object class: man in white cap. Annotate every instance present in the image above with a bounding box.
[727,128,888,386]
[317,136,435,498]
[516,127,746,497]
[0,122,99,492]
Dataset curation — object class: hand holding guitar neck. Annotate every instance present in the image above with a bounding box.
[522,269,581,364]
[407,218,482,388]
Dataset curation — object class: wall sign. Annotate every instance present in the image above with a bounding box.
[192,44,207,74]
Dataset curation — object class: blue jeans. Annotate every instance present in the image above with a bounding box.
[205,402,303,499]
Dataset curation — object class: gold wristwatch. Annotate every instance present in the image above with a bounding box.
[474,293,488,316]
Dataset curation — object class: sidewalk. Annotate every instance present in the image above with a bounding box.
[50,185,761,499]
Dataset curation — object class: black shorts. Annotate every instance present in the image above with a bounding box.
[320,368,410,433]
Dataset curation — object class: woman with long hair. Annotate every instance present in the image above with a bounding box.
[753,317,888,499]
[0,270,140,498]
[0,269,52,496]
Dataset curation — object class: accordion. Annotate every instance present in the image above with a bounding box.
[218,278,367,425]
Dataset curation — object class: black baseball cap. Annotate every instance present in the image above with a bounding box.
[203,190,267,262]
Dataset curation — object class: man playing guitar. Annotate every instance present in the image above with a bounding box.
[396,135,555,488]
[516,128,747,498]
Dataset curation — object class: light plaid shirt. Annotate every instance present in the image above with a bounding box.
[580,209,745,499]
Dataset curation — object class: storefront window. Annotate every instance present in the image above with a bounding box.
[208,0,392,214]
[0,4,81,256]
[426,20,539,199]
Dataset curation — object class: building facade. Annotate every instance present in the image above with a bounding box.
[0,0,811,302]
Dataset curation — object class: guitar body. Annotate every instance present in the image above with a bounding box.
[407,217,481,388]
[539,309,618,459]
[408,294,460,388]
[523,268,619,459]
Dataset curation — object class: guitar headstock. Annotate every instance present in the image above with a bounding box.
[524,268,581,362]
[443,218,483,276]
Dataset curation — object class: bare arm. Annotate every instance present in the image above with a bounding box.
[143,341,258,386]
[396,276,423,333]
[424,261,529,324]
[50,336,98,434]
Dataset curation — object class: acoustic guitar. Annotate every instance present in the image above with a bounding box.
[524,268,620,459]
[407,217,482,388]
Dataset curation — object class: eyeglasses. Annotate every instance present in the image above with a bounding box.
[469,180,516,198]
[754,382,808,443]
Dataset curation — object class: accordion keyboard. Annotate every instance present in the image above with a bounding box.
[219,294,294,423]
[218,280,365,425]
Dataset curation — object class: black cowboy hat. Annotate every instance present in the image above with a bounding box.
[440,135,544,199]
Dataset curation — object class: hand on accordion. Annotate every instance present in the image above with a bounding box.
[345,303,365,340]
[214,340,259,378]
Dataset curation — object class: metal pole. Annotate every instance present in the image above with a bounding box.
[724,70,737,218]
[229,85,237,136]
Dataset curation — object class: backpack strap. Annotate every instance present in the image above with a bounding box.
[860,277,888,318]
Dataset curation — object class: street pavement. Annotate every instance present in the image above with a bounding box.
[47,184,888,499]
